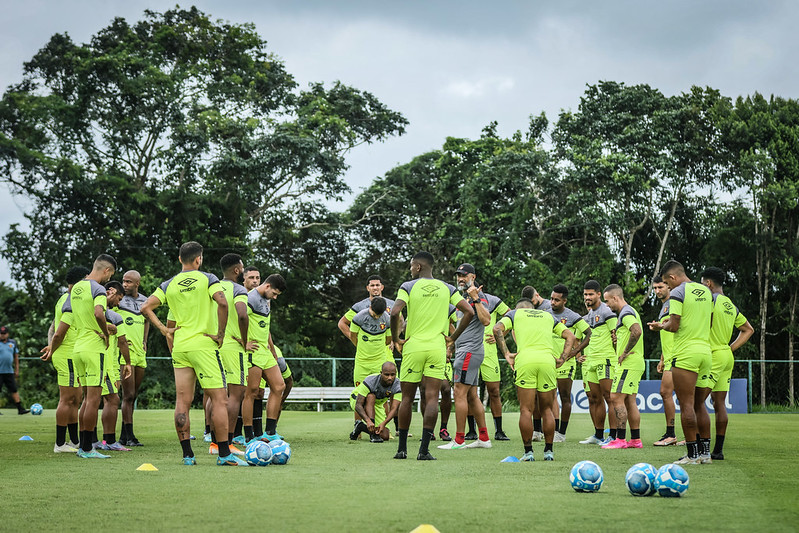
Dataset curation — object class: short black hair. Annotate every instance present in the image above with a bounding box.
[220,253,243,272]
[370,297,387,315]
[701,266,725,286]
[265,274,287,292]
[412,251,435,267]
[367,275,383,284]
[105,280,124,295]
[551,284,569,298]
[66,266,90,285]
[652,275,664,284]
[515,298,534,308]
[660,259,684,278]
[179,241,204,264]
[94,254,117,271]
[244,265,259,274]
[584,280,601,292]
[603,284,623,297]
[521,286,536,299]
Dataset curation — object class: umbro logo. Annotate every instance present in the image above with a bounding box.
[723,302,733,311]
[73,287,84,295]
[178,278,197,288]
[421,285,441,295]
[691,288,705,296]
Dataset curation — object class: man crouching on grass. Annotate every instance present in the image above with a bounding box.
[350,362,401,442]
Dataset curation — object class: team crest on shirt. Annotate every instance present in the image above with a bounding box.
[594,316,600,323]
[560,318,568,324]
[380,323,386,330]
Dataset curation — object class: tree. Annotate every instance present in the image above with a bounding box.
[0,6,407,301]
[717,93,799,407]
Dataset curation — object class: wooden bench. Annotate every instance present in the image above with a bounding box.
[263,386,430,412]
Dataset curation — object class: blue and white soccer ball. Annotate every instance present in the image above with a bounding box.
[625,463,658,496]
[244,440,273,466]
[30,403,43,416]
[268,439,292,465]
[655,464,690,497]
[570,460,604,492]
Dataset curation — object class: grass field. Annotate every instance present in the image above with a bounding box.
[1,408,798,532]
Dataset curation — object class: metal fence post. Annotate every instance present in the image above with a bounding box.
[748,360,753,413]
[331,359,336,387]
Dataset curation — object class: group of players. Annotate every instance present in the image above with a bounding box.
[40,242,293,465]
[37,240,753,466]
[339,253,753,464]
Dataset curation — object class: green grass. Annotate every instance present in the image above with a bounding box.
[1,408,798,532]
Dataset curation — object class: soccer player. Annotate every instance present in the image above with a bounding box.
[40,266,90,452]
[217,253,251,454]
[648,260,713,465]
[231,265,261,441]
[652,276,679,446]
[578,280,618,446]
[494,298,576,461]
[600,284,644,449]
[242,274,287,444]
[95,281,133,451]
[391,252,474,461]
[349,362,401,442]
[65,254,116,458]
[348,297,391,431]
[521,285,552,311]
[548,284,592,442]
[349,297,392,387]
[438,264,492,450]
[0,326,29,415]
[118,270,149,447]
[700,267,754,460]
[338,275,396,343]
[141,241,245,466]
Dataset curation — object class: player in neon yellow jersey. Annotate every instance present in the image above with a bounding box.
[349,362,402,442]
[338,275,397,346]
[242,274,287,444]
[494,298,576,461]
[700,267,754,460]
[212,253,251,455]
[40,266,90,453]
[142,241,244,466]
[547,284,591,442]
[65,254,116,458]
[349,297,392,386]
[648,260,713,465]
[391,252,474,461]
[652,276,679,446]
[578,280,618,446]
[118,270,149,447]
[601,284,644,449]
[95,281,132,451]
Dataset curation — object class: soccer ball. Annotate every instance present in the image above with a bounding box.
[570,460,603,492]
[30,403,43,416]
[625,463,658,496]
[244,440,273,466]
[269,440,292,465]
[655,464,690,497]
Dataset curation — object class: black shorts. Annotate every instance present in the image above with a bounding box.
[0,373,18,393]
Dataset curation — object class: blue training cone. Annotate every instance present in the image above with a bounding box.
[501,455,520,463]
[19,435,33,441]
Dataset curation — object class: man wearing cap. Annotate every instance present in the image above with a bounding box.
[0,326,29,414]
[438,263,492,450]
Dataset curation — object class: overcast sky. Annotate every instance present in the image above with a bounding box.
[1,0,797,282]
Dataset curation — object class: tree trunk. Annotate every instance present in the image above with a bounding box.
[789,287,796,406]
[649,184,683,299]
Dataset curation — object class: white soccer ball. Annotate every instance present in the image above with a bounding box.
[655,464,690,497]
[30,403,43,416]
[269,440,292,465]
[570,460,603,492]
[625,463,658,496]
[244,440,273,466]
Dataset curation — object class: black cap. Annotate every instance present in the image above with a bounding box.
[456,263,475,275]
[0,326,8,334]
